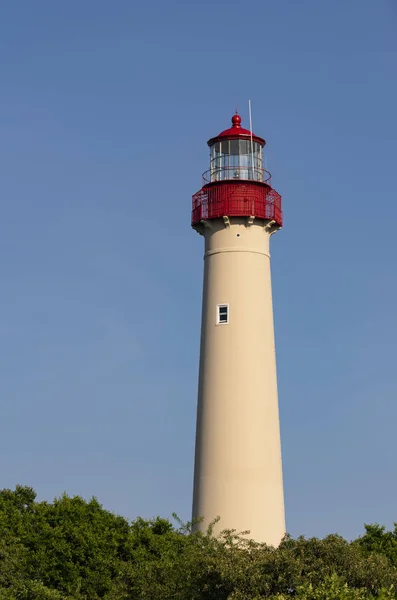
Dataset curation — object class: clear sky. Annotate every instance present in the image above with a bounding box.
[0,0,396,540]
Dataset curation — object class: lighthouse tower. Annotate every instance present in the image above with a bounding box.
[191,113,285,546]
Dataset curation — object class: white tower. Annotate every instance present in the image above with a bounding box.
[191,113,285,546]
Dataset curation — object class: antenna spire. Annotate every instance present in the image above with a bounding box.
[248,100,255,180]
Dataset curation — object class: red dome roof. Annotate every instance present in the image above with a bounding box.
[207,113,265,147]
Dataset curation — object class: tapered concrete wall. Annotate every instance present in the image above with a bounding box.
[192,217,285,547]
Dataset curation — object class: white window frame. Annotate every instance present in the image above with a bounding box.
[216,304,229,325]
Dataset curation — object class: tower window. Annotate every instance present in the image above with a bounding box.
[217,304,229,324]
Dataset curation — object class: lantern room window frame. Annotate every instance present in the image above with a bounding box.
[210,139,263,183]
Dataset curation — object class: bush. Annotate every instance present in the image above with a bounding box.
[0,486,396,599]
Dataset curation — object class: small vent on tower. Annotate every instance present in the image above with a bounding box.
[217,304,229,325]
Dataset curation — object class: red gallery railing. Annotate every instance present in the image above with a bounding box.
[191,181,283,227]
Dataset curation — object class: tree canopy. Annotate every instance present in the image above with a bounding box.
[0,485,396,599]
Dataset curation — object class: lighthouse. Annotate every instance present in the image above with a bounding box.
[191,113,285,546]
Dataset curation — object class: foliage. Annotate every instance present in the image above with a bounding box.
[356,524,397,567]
[0,486,396,599]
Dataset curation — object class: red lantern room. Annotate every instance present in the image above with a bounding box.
[192,113,282,227]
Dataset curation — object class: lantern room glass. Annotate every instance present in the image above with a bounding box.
[210,139,263,182]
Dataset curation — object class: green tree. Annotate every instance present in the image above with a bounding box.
[1,485,397,599]
[356,524,397,566]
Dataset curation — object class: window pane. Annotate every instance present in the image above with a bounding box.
[221,140,229,154]
[230,154,238,167]
[230,139,239,155]
[218,305,228,323]
[239,140,248,154]
[221,154,229,170]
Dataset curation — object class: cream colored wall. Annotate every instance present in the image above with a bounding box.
[192,217,285,547]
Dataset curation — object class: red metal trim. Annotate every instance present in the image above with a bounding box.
[191,181,282,227]
[207,130,265,147]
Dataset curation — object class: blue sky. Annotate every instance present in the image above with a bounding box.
[0,0,396,540]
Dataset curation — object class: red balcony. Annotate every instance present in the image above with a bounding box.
[191,180,283,227]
